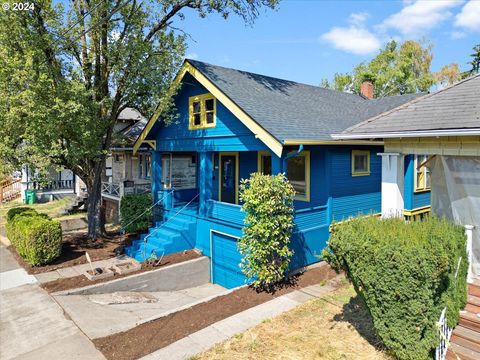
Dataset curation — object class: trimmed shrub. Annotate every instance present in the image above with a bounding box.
[6,214,62,266]
[322,216,467,360]
[239,173,295,289]
[6,207,37,222]
[120,193,153,233]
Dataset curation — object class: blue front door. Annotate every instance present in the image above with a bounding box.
[219,153,237,204]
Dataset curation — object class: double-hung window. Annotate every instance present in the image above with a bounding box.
[257,151,272,175]
[189,93,216,129]
[286,151,310,201]
[414,155,431,192]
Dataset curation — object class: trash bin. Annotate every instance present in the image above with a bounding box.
[24,190,36,204]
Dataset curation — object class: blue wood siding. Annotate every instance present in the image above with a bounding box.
[329,146,382,221]
[404,155,431,211]
[154,73,268,152]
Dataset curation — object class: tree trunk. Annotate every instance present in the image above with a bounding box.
[86,159,106,239]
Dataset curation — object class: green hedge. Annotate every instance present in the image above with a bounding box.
[6,211,62,266]
[6,207,37,222]
[323,216,467,360]
[120,193,153,233]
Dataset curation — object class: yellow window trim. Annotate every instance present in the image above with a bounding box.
[133,61,283,156]
[351,150,371,177]
[188,93,216,130]
[286,150,310,202]
[218,152,239,205]
[414,155,431,192]
[257,150,271,174]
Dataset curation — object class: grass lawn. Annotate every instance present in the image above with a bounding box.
[0,197,84,227]
[194,284,391,360]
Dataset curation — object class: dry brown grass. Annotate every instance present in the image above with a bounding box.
[195,284,392,360]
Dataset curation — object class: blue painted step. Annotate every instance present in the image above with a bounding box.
[124,212,197,262]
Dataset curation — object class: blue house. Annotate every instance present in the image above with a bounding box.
[127,59,422,289]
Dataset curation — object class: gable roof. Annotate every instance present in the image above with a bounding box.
[134,59,424,153]
[333,73,480,139]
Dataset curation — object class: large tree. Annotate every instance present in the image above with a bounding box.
[0,0,278,238]
[321,40,434,97]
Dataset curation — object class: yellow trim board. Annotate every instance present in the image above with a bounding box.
[403,206,431,216]
[134,61,283,156]
[218,152,239,204]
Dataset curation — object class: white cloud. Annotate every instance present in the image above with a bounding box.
[321,26,381,55]
[455,1,480,31]
[349,12,369,26]
[380,0,463,36]
[185,52,199,60]
[450,30,467,39]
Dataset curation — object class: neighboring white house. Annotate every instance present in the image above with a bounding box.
[101,108,152,223]
[333,73,480,282]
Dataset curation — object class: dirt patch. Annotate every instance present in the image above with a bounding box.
[8,231,137,274]
[41,250,202,293]
[93,264,338,360]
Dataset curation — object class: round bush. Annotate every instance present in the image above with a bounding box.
[6,214,62,266]
[6,207,37,222]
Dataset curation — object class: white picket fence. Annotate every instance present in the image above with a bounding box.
[435,307,453,360]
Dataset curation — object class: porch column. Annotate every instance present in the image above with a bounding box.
[271,153,283,175]
[199,151,213,217]
[378,152,405,218]
[151,151,162,203]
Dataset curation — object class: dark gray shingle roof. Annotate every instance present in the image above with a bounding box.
[188,60,424,142]
[340,74,480,137]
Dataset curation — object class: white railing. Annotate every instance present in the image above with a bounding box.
[101,182,121,197]
[435,307,453,360]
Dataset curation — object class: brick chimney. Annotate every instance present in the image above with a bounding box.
[360,80,374,99]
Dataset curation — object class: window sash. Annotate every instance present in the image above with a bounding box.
[414,155,431,191]
[352,150,370,176]
[286,151,310,201]
[189,94,216,129]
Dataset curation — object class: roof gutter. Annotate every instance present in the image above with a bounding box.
[331,128,480,140]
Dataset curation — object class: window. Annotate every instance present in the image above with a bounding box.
[414,155,431,192]
[162,154,197,189]
[138,154,152,179]
[144,154,151,178]
[352,150,370,176]
[189,93,216,129]
[286,151,310,201]
[257,151,272,175]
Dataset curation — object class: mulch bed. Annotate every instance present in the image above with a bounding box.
[93,264,338,360]
[41,250,202,293]
[8,231,137,274]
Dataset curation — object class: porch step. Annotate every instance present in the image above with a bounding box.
[446,343,480,360]
[459,311,480,333]
[451,326,480,353]
[469,284,480,298]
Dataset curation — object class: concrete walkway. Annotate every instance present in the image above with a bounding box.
[141,277,342,360]
[0,245,105,360]
[34,255,135,283]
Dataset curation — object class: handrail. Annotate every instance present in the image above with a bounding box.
[121,190,173,234]
[142,192,199,260]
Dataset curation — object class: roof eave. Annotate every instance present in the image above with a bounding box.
[332,128,480,140]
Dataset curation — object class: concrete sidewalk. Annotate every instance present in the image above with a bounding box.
[0,245,105,360]
[141,277,342,360]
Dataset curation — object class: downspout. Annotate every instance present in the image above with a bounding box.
[282,144,304,170]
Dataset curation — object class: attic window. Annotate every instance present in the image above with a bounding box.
[189,93,216,129]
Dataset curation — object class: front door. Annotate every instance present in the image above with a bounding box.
[219,153,238,204]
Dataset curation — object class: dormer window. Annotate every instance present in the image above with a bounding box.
[189,93,216,129]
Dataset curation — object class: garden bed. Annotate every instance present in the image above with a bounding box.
[93,263,337,360]
[41,250,202,293]
[8,230,137,274]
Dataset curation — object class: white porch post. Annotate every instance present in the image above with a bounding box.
[378,152,405,218]
[20,165,28,202]
[465,225,475,283]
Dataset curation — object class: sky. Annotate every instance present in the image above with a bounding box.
[179,0,480,86]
